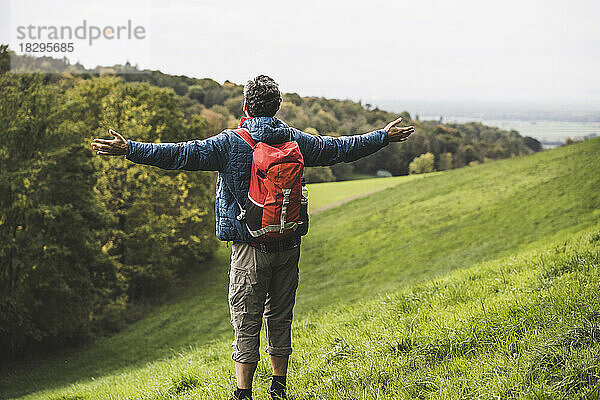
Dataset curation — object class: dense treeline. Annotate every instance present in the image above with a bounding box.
[0,48,540,357]
[8,52,541,181]
[1,49,217,358]
[122,69,540,180]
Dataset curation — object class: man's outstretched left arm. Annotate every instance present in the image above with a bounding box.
[295,117,414,167]
[92,129,229,171]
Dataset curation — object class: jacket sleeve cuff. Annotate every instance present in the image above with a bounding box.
[126,140,134,161]
[376,129,390,146]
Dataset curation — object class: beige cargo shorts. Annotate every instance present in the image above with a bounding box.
[228,242,300,363]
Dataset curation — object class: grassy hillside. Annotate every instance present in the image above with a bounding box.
[188,226,597,399]
[307,174,428,213]
[295,138,599,313]
[1,139,599,399]
[6,228,599,400]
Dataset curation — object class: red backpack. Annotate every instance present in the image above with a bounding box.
[235,128,306,242]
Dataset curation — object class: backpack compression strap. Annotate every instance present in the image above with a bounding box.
[235,128,293,147]
[235,128,256,148]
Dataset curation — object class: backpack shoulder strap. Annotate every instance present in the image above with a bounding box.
[234,128,256,148]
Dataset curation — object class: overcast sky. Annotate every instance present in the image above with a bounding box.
[2,0,599,111]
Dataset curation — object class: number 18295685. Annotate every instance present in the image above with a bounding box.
[19,42,74,53]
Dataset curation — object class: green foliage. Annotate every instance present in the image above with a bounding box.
[524,136,543,152]
[438,151,453,170]
[9,53,538,182]
[355,121,534,176]
[0,73,218,357]
[0,44,10,73]
[0,74,116,356]
[64,77,218,301]
[331,162,355,180]
[409,152,435,174]
[303,166,336,183]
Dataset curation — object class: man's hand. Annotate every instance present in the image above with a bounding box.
[384,117,414,143]
[92,129,127,156]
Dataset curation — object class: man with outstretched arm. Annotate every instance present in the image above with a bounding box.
[92,75,413,400]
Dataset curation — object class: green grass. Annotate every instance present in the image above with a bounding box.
[307,175,427,213]
[296,139,599,314]
[0,244,232,397]
[274,226,600,399]
[2,139,599,399]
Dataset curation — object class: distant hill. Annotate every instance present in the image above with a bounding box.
[3,47,541,181]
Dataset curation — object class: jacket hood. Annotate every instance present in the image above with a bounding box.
[239,117,295,145]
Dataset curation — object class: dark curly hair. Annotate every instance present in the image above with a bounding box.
[243,75,282,117]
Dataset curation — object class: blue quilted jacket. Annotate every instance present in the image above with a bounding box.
[126,116,389,243]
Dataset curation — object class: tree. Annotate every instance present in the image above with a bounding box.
[313,109,338,134]
[331,163,355,181]
[304,166,336,183]
[523,136,543,152]
[409,152,435,174]
[439,152,453,171]
[64,77,218,301]
[10,53,537,181]
[0,44,10,73]
[0,74,116,357]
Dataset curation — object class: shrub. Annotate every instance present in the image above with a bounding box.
[439,152,453,170]
[409,152,435,174]
[304,166,336,183]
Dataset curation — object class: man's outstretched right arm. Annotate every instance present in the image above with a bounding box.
[92,129,229,171]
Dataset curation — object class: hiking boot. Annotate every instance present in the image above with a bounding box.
[269,388,287,400]
[230,395,252,400]
[230,388,253,400]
